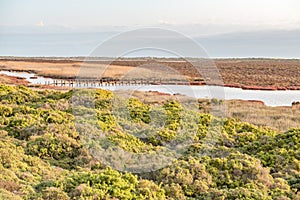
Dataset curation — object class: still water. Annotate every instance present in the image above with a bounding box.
[1,70,299,106]
[0,70,55,85]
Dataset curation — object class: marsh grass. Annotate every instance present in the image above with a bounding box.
[131,90,300,132]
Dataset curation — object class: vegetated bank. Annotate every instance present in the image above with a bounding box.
[0,84,299,199]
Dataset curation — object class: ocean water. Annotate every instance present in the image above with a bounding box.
[0,32,111,57]
[0,30,300,58]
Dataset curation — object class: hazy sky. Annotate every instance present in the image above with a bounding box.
[1,0,300,57]
[0,0,299,30]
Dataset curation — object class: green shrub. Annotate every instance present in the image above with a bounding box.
[0,85,299,199]
[26,133,81,160]
[0,105,12,117]
[128,98,151,124]
[95,89,113,109]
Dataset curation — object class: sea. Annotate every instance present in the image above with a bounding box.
[0,30,300,58]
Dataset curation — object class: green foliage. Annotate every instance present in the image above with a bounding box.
[95,89,113,109]
[148,100,187,146]
[196,113,213,141]
[26,133,81,160]
[163,100,182,131]
[0,105,13,117]
[205,152,272,189]
[108,130,155,153]
[0,188,22,200]
[241,128,300,180]
[149,128,176,146]
[136,179,165,199]
[40,187,70,200]
[49,168,165,200]
[128,98,151,123]
[156,157,213,197]
[0,132,58,198]
[42,109,72,124]
[0,84,42,105]
[0,85,299,199]
[96,110,117,132]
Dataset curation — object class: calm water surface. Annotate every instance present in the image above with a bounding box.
[1,70,299,106]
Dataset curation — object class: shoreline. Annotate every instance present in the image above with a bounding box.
[1,56,300,61]
[1,57,300,91]
[1,68,300,91]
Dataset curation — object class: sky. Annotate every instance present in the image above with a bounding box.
[0,0,300,57]
[0,0,299,30]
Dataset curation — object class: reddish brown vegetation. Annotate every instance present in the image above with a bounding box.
[0,74,28,85]
[216,59,300,90]
[1,58,300,90]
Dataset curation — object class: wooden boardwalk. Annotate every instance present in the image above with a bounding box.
[46,78,199,87]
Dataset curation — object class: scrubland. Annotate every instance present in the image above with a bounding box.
[0,85,299,199]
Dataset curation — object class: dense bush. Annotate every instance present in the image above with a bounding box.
[128,98,151,124]
[0,85,299,199]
